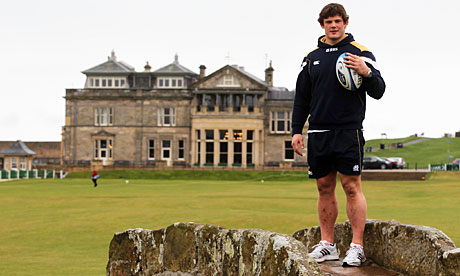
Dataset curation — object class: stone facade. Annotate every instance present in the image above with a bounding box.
[62,89,192,170]
[61,53,308,171]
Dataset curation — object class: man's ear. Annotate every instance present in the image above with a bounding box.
[320,23,325,29]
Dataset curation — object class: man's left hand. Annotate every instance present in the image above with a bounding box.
[344,53,370,76]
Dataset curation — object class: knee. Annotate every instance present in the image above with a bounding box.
[317,172,337,196]
[317,182,335,196]
[342,183,361,199]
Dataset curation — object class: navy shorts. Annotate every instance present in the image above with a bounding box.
[307,129,365,179]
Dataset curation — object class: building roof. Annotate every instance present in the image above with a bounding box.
[153,54,197,75]
[230,65,267,87]
[0,140,36,156]
[267,87,294,100]
[191,64,268,90]
[82,51,135,74]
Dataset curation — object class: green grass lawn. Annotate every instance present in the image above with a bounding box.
[1,171,460,275]
[365,137,460,168]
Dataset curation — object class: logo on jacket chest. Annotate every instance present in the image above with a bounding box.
[325,48,338,53]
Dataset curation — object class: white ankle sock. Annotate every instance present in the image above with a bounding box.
[350,242,363,248]
[321,240,334,246]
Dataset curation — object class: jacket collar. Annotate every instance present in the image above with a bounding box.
[317,33,354,48]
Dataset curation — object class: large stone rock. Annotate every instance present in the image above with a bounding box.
[293,219,460,276]
[107,222,323,276]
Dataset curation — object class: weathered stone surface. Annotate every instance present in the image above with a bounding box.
[107,222,323,276]
[293,219,460,276]
[441,248,460,276]
[163,223,197,272]
[318,259,404,276]
[106,230,140,276]
[107,220,460,276]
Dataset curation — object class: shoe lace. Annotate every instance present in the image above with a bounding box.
[311,241,328,252]
[311,243,320,249]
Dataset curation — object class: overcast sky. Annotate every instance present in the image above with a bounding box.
[1,0,459,141]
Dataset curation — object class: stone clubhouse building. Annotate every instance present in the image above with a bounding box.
[61,51,308,170]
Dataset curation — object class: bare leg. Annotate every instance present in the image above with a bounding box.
[316,171,338,243]
[339,174,367,245]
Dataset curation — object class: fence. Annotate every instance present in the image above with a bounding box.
[0,169,66,180]
[429,164,460,171]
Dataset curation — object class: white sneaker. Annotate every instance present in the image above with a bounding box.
[342,244,366,266]
[308,241,339,263]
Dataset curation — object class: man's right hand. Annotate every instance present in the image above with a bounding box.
[291,134,304,156]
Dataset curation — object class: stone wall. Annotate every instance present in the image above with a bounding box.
[361,170,428,181]
[293,220,460,276]
[107,222,322,276]
[107,220,460,276]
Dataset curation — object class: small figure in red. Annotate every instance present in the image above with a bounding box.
[92,170,100,187]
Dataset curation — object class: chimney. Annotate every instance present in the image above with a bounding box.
[265,60,274,87]
[174,53,179,64]
[144,61,151,72]
[199,65,206,79]
[110,50,117,61]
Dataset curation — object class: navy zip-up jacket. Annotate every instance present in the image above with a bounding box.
[291,34,385,135]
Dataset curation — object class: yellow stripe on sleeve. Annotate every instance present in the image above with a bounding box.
[305,47,319,57]
[350,41,370,52]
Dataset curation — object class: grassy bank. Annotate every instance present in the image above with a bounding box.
[365,137,460,168]
[364,136,421,149]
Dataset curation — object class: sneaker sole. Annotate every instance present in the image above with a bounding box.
[342,259,365,267]
[313,255,339,263]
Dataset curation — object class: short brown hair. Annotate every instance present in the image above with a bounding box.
[318,3,349,25]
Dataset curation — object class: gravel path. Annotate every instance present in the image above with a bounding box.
[403,138,430,146]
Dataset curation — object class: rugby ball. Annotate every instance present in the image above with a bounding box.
[336,53,362,91]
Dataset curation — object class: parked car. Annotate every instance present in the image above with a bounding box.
[387,157,406,169]
[383,158,398,169]
[453,158,460,165]
[363,156,393,170]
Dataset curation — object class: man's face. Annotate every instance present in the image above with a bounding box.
[321,15,348,44]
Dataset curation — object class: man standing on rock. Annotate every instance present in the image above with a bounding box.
[291,3,385,266]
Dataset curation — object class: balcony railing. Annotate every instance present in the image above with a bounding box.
[193,105,262,115]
